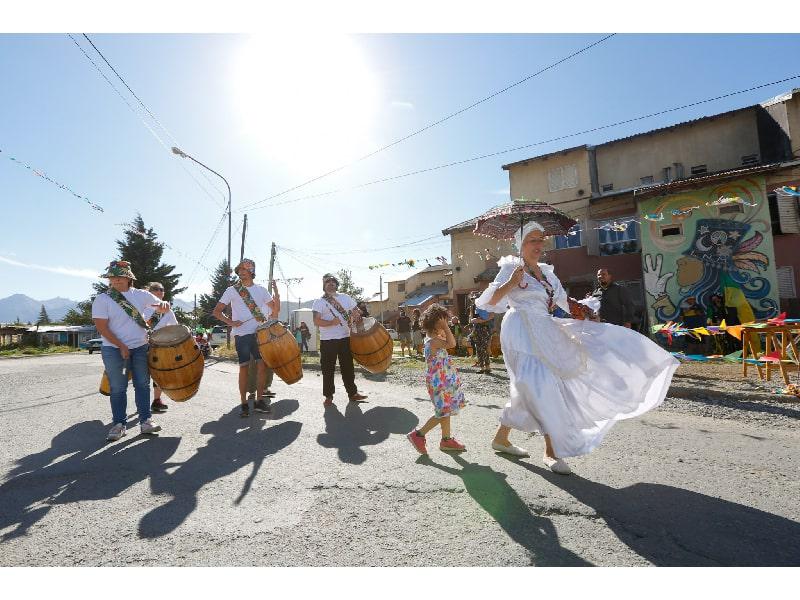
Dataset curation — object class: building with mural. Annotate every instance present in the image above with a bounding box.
[637,175,780,326]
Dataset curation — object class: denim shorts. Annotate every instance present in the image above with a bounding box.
[234,333,260,365]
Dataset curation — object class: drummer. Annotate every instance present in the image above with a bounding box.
[312,273,368,407]
[145,282,179,414]
[92,260,171,441]
[212,258,280,418]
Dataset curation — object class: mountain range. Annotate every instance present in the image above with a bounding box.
[0,294,196,324]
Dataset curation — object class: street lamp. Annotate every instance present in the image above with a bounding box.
[172,146,233,347]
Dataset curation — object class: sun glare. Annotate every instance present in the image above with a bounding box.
[233,34,379,173]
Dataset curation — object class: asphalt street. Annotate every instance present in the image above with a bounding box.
[1,353,799,566]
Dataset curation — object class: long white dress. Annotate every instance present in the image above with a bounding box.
[475,256,679,458]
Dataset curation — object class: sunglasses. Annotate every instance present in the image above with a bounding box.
[151,287,164,292]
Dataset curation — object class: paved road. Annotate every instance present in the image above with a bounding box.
[1,353,799,566]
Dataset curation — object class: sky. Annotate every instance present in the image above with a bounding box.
[3,30,800,310]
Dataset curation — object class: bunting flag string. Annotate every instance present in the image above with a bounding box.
[367,255,449,270]
[671,205,701,217]
[642,212,664,221]
[652,313,800,344]
[1,149,104,213]
[593,218,640,232]
[775,185,800,197]
[706,195,758,207]
[117,222,213,275]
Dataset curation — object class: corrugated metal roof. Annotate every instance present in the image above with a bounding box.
[501,144,590,171]
[442,216,479,235]
[401,284,450,307]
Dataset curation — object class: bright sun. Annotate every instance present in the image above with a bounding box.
[233,34,380,174]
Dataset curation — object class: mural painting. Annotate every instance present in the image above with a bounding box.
[639,176,779,327]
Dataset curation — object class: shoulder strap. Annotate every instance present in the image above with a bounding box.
[323,294,351,327]
[234,281,268,323]
[106,288,150,330]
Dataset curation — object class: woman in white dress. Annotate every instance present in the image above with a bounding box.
[476,221,679,475]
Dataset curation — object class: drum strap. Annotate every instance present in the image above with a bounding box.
[234,282,268,323]
[106,288,151,330]
[322,294,351,327]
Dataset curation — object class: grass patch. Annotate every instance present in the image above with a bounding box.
[0,345,82,358]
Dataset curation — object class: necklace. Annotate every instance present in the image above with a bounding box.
[523,261,556,313]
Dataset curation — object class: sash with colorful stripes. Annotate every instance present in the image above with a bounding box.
[323,294,351,327]
[234,281,268,323]
[106,288,150,330]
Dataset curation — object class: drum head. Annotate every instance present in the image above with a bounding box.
[256,319,281,331]
[150,324,190,346]
[352,317,377,334]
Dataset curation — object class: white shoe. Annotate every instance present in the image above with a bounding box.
[491,442,530,457]
[140,419,162,435]
[543,454,572,475]
[107,423,126,441]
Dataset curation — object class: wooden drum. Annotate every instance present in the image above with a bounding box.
[148,325,204,402]
[350,317,393,374]
[99,368,131,396]
[256,320,303,384]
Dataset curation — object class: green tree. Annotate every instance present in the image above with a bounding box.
[335,269,364,302]
[37,305,50,325]
[63,300,94,326]
[197,259,233,328]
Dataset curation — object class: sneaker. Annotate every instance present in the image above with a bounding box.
[253,399,272,413]
[140,419,162,435]
[247,392,256,402]
[151,399,168,413]
[491,441,529,457]
[348,392,368,402]
[264,390,276,398]
[406,431,428,455]
[440,437,466,452]
[240,404,250,418]
[543,454,572,475]
[107,423,126,441]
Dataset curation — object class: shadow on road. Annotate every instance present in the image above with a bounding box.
[138,399,302,539]
[0,419,180,541]
[420,454,591,566]
[316,402,418,465]
[505,459,800,566]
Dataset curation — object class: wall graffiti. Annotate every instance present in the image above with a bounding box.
[639,176,779,325]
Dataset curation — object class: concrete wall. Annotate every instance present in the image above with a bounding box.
[449,230,515,294]
[384,266,452,311]
[596,109,761,192]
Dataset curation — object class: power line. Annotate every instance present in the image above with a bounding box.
[238,34,617,212]
[243,73,800,212]
[68,34,226,211]
[184,211,227,287]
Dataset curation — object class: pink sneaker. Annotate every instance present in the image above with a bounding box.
[407,431,428,455]
[439,437,466,452]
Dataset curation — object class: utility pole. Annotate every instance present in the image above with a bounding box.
[240,214,247,262]
[193,294,197,330]
[379,273,384,325]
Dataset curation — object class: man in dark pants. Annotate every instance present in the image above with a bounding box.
[312,273,368,407]
[591,268,634,328]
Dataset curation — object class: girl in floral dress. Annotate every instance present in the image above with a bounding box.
[407,304,467,454]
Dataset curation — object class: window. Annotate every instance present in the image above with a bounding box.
[690,164,708,176]
[640,175,654,185]
[554,223,583,250]
[742,154,759,166]
[661,224,683,237]
[598,219,639,256]
[768,192,782,235]
[718,204,744,215]
[662,166,672,182]
[397,283,405,293]
[777,266,797,298]
[547,164,578,192]
[601,183,613,192]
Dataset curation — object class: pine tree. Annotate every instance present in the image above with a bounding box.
[63,300,94,326]
[37,305,50,325]
[197,259,233,327]
[335,269,364,302]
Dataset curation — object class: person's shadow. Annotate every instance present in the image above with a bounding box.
[0,419,180,541]
[138,399,301,538]
[420,453,591,566]
[316,402,418,464]
[503,459,800,566]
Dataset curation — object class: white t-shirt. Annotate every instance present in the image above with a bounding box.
[149,309,179,331]
[312,293,356,340]
[218,284,274,337]
[92,288,160,349]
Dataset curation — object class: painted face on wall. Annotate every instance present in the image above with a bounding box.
[675,255,704,287]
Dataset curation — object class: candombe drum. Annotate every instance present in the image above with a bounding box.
[350,317,393,374]
[256,319,303,384]
[99,369,132,396]
[148,325,204,401]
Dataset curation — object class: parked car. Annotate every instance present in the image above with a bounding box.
[385,328,398,340]
[84,338,103,353]
[208,325,227,348]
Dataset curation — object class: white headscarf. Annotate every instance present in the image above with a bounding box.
[513,220,545,250]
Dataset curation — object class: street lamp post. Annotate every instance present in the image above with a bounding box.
[172,146,233,347]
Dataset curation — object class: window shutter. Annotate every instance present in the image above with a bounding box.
[548,167,563,193]
[563,165,578,189]
[777,266,797,298]
[777,197,800,234]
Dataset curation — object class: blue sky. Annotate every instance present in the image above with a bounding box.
[2,33,800,308]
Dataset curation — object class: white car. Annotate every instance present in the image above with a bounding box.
[385,328,398,340]
[208,325,228,348]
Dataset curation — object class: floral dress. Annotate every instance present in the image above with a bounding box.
[424,336,466,417]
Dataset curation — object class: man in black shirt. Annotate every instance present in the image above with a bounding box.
[396,309,412,357]
[591,268,634,328]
